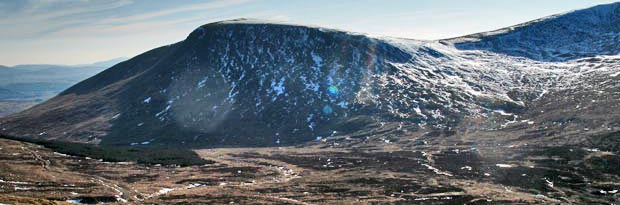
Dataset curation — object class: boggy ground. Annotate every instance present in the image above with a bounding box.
[0,135,619,205]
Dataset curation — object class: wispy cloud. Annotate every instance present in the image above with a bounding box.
[0,0,133,38]
[0,0,133,24]
[0,0,262,65]
[0,0,255,39]
[100,0,253,24]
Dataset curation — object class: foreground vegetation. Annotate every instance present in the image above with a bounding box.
[0,134,210,166]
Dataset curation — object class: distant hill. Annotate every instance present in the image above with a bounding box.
[0,57,128,116]
[0,57,129,87]
[0,88,27,100]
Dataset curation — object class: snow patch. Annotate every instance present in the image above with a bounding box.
[272,77,286,96]
[197,77,208,88]
[493,109,513,116]
[311,51,323,67]
[496,164,516,168]
[158,188,175,195]
[66,199,82,204]
[155,102,172,118]
[545,179,554,188]
[460,166,473,171]
[422,164,453,176]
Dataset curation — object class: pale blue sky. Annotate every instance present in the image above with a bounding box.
[0,0,617,66]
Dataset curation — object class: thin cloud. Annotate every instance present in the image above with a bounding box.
[0,0,255,39]
[0,0,133,24]
[99,0,255,24]
[49,9,290,38]
[0,0,134,38]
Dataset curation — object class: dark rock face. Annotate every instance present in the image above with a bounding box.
[96,21,491,147]
[105,22,416,146]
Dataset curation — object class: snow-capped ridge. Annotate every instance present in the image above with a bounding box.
[187,18,373,42]
[445,2,620,62]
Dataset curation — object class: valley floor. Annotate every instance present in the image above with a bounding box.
[0,136,619,205]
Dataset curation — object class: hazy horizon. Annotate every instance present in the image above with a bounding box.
[0,0,617,66]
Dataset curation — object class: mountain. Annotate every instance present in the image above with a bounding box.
[1,4,619,150]
[448,2,620,61]
[0,58,127,88]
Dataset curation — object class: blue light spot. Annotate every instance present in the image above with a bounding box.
[322,105,333,114]
[315,136,323,141]
[328,85,339,95]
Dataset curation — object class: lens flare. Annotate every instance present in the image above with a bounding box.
[322,105,333,114]
[328,85,339,95]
